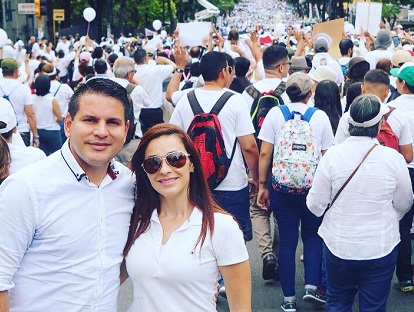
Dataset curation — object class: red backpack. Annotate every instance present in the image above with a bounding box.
[187,90,236,191]
[377,107,399,151]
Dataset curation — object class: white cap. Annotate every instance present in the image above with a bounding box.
[308,65,337,83]
[0,98,17,134]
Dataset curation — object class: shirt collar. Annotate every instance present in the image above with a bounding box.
[60,139,119,182]
[344,136,379,144]
[150,206,202,226]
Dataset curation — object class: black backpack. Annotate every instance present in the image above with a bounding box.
[187,90,236,191]
[124,83,137,144]
[245,81,286,138]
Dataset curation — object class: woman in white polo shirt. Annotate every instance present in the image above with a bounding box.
[123,123,251,312]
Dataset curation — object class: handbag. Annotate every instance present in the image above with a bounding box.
[325,144,377,212]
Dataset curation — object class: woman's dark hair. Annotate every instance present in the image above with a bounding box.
[314,80,342,134]
[349,94,382,138]
[124,123,226,256]
[375,58,392,73]
[345,82,363,112]
[0,135,10,185]
[234,57,250,77]
[34,74,51,96]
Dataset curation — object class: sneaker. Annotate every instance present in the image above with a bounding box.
[394,279,414,292]
[303,288,327,304]
[262,253,276,280]
[281,301,296,312]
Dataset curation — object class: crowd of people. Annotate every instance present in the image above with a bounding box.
[1,1,414,311]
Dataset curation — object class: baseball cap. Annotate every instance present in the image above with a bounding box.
[79,51,91,63]
[286,72,313,95]
[314,37,328,52]
[349,95,390,128]
[346,57,370,79]
[308,65,337,83]
[1,58,19,71]
[391,50,413,67]
[390,62,414,86]
[0,98,17,134]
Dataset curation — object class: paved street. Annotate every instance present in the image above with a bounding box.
[118,239,414,311]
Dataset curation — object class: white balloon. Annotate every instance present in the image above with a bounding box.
[160,30,167,38]
[0,28,8,48]
[152,20,162,31]
[83,7,96,22]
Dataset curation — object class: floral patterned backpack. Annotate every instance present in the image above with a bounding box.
[271,105,319,195]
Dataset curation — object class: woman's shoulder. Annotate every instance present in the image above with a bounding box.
[213,212,239,230]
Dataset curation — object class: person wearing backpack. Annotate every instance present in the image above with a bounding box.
[335,69,413,163]
[0,58,39,147]
[257,72,334,312]
[241,45,290,282]
[170,51,259,245]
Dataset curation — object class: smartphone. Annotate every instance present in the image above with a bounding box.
[392,36,400,47]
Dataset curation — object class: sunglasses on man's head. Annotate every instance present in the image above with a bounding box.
[142,151,190,174]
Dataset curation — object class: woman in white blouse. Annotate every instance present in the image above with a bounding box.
[307,94,413,312]
[123,123,251,312]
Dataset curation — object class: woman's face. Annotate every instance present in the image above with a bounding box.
[143,135,192,199]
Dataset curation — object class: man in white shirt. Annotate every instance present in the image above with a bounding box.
[112,56,150,165]
[0,78,134,311]
[364,29,394,70]
[257,72,334,311]
[387,63,414,292]
[241,45,290,281]
[335,69,413,164]
[0,58,39,147]
[170,51,259,244]
[0,98,45,174]
[133,48,176,133]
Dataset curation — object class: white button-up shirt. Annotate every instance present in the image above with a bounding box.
[307,136,413,260]
[0,140,134,311]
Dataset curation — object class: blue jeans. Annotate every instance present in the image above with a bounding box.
[324,246,397,312]
[38,129,62,156]
[270,189,323,297]
[213,186,252,242]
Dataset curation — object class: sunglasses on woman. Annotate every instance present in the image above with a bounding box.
[141,151,191,174]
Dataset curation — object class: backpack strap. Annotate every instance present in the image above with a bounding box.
[273,81,286,96]
[245,85,261,100]
[210,91,234,115]
[125,83,136,95]
[278,105,292,121]
[302,107,318,122]
[53,83,62,97]
[383,106,395,121]
[187,90,204,115]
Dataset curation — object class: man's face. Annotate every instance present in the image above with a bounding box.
[64,93,129,175]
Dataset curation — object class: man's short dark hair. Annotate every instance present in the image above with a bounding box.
[94,59,108,74]
[263,45,288,70]
[339,39,354,56]
[133,49,147,64]
[234,57,250,77]
[364,69,390,86]
[68,78,131,123]
[199,51,227,82]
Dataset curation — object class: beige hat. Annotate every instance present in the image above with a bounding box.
[308,65,337,83]
[286,72,313,95]
[391,50,413,67]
